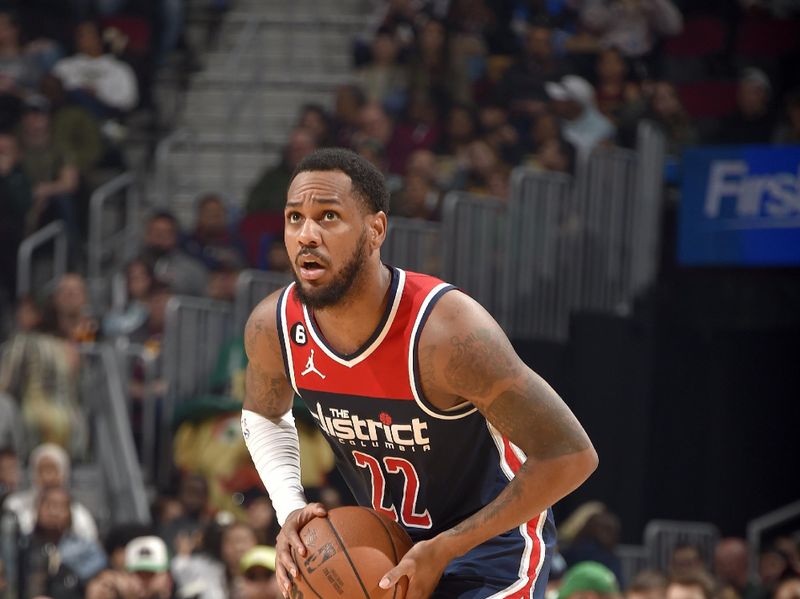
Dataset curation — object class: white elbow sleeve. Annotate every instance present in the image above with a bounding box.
[241,408,307,526]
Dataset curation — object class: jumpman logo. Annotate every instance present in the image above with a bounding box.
[301,349,326,379]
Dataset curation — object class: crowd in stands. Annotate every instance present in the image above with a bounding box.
[1,0,800,598]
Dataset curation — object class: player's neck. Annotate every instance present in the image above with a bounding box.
[311,261,392,355]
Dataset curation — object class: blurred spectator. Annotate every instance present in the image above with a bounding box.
[759,545,798,596]
[495,20,567,125]
[183,193,246,272]
[392,171,440,219]
[558,561,621,599]
[160,473,211,553]
[39,74,105,175]
[546,75,616,163]
[775,578,800,599]
[84,569,144,599]
[103,523,154,571]
[633,81,697,155]
[18,96,81,238]
[0,558,6,598]
[462,139,508,196]
[594,47,640,123]
[18,486,107,598]
[125,535,174,599]
[242,492,278,547]
[773,88,800,144]
[665,571,714,599]
[332,84,366,148]
[297,104,334,147]
[579,0,683,63]
[358,28,408,114]
[436,102,479,165]
[626,570,668,599]
[50,273,97,342]
[527,111,562,155]
[386,92,442,174]
[206,261,241,302]
[562,507,623,584]
[171,519,258,599]
[0,130,32,300]
[4,443,98,540]
[715,538,759,599]
[245,127,317,215]
[0,8,45,99]
[0,446,20,504]
[670,544,708,578]
[53,20,138,119]
[239,546,279,599]
[102,258,153,339]
[141,211,208,297]
[0,302,88,458]
[406,18,470,109]
[353,101,395,153]
[717,68,775,145]
[14,295,43,332]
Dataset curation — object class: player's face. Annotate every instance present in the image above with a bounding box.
[285,170,374,309]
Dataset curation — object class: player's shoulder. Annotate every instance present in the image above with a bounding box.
[419,286,499,347]
[244,286,290,359]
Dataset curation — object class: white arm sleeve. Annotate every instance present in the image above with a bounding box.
[242,408,307,526]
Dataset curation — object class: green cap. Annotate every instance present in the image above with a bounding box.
[558,561,620,599]
[241,546,277,573]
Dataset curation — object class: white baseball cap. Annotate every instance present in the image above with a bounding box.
[545,75,595,106]
[125,536,169,573]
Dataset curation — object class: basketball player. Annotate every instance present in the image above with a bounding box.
[242,149,598,599]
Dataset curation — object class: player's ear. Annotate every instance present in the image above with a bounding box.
[368,211,387,250]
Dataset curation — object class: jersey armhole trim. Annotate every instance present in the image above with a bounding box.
[277,284,300,396]
[409,284,478,420]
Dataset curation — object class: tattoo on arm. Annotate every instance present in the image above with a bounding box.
[244,312,290,417]
[444,329,517,396]
[485,376,591,460]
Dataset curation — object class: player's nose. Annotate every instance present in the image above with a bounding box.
[296,216,321,246]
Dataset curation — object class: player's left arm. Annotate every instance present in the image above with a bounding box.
[380,290,598,598]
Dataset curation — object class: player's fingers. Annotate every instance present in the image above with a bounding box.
[379,561,413,590]
[274,560,292,598]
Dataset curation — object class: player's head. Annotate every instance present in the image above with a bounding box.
[285,148,389,310]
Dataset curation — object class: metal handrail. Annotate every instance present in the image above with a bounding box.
[79,343,150,524]
[233,269,292,332]
[15,220,68,299]
[746,499,800,578]
[88,172,139,281]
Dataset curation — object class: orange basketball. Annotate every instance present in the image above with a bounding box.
[291,506,414,599]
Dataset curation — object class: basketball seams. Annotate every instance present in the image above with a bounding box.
[362,510,402,599]
[325,517,372,599]
[290,545,326,599]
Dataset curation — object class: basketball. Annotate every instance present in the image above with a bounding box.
[290,506,414,599]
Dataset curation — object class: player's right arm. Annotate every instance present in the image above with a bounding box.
[241,290,326,598]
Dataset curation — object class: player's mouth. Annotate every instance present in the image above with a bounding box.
[297,254,327,281]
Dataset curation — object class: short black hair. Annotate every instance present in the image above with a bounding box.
[148,210,179,228]
[291,148,389,215]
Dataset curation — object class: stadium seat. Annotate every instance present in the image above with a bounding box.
[735,17,800,58]
[665,17,727,57]
[677,80,738,119]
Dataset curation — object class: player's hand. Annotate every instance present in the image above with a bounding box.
[275,503,327,598]
[379,538,450,599]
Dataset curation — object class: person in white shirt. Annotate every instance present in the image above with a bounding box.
[53,20,138,118]
[3,443,99,541]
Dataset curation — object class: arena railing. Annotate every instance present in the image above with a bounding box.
[78,343,150,525]
[234,269,293,333]
[644,519,720,574]
[15,220,68,299]
[382,217,442,276]
[616,544,649,587]
[503,168,575,341]
[0,511,18,599]
[746,499,800,579]
[441,191,507,320]
[161,296,233,487]
[88,172,141,309]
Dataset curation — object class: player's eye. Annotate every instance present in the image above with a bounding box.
[323,211,338,221]
[287,212,301,223]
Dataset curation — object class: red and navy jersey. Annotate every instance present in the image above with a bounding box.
[277,266,556,598]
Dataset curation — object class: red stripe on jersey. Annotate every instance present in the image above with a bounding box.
[498,437,544,599]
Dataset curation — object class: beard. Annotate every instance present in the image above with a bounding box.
[293,228,368,310]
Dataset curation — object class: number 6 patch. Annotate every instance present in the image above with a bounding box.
[291,322,307,346]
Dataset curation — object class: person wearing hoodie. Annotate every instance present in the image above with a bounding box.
[3,443,98,540]
[546,75,616,165]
